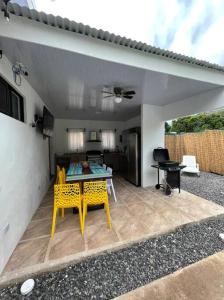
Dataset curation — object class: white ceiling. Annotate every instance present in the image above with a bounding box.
[0,37,220,121]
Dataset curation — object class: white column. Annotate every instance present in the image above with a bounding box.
[141,104,165,187]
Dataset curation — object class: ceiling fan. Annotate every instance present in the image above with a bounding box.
[102,87,136,103]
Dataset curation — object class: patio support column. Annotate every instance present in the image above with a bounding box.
[141,104,164,187]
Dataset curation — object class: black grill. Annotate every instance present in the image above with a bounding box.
[151,148,185,195]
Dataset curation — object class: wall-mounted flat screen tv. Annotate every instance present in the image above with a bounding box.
[42,106,54,137]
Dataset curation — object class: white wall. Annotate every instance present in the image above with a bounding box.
[123,115,141,130]
[0,55,50,273]
[140,87,224,188]
[163,87,224,121]
[141,104,165,187]
[54,118,125,154]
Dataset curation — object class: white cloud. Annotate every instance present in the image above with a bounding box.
[34,0,224,65]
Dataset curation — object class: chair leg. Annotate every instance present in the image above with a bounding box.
[51,207,58,238]
[105,202,112,229]
[78,205,83,235]
[61,208,65,218]
[111,180,117,202]
[82,202,87,234]
[107,186,111,195]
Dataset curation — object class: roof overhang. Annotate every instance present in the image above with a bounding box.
[0,8,224,87]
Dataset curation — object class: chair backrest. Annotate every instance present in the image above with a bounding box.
[58,169,66,184]
[107,167,113,175]
[62,167,66,183]
[83,181,108,204]
[56,165,61,184]
[182,155,197,167]
[54,183,81,206]
[103,164,107,170]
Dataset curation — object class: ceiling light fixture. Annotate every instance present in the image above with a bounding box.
[114,96,122,104]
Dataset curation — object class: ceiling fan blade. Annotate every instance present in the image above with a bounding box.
[123,90,136,95]
[123,95,133,99]
[103,95,114,98]
[102,91,113,94]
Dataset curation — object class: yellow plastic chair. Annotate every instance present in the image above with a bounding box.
[59,168,66,218]
[56,165,61,184]
[51,171,83,237]
[82,181,112,233]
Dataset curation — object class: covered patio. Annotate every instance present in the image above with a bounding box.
[1,176,224,285]
[1,2,224,294]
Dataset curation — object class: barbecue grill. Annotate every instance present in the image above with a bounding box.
[151,148,185,195]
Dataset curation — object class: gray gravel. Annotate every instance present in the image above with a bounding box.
[181,171,224,206]
[1,216,224,300]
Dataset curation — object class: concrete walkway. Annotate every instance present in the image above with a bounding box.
[116,251,224,300]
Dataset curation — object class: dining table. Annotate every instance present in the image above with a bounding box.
[66,162,112,183]
[66,162,112,212]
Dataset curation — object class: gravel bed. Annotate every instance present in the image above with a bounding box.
[1,217,224,299]
[181,171,224,206]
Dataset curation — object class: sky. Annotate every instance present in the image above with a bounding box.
[30,0,224,66]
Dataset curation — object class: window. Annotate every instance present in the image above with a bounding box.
[68,129,84,152]
[102,130,115,150]
[0,76,24,122]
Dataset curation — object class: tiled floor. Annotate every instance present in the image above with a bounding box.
[1,176,224,284]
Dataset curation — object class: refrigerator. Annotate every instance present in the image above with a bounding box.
[122,127,141,186]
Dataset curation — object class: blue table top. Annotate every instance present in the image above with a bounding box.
[66,162,111,182]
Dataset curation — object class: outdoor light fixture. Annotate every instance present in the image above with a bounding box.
[114,96,122,104]
[3,0,11,22]
[12,62,29,86]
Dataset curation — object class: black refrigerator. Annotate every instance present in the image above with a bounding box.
[122,127,141,186]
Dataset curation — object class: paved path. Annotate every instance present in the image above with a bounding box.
[116,251,224,300]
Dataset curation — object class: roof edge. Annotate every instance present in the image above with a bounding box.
[1,1,224,73]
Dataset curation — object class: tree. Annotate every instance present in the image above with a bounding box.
[165,121,171,134]
[170,111,224,133]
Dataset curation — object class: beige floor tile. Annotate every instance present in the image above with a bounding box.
[21,219,52,240]
[83,209,108,227]
[113,220,150,241]
[55,213,82,233]
[161,208,192,227]
[126,202,155,217]
[110,206,133,223]
[141,212,174,235]
[48,229,85,260]
[32,206,53,221]
[85,224,119,250]
[39,196,54,208]
[4,237,49,273]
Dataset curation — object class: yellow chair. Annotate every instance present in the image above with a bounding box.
[51,170,83,237]
[82,181,112,233]
[59,168,66,218]
[56,165,61,184]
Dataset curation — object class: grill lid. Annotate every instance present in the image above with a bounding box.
[153,148,170,162]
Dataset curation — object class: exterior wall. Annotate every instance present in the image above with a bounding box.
[141,104,164,187]
[0,55,50,273]
[162,87,224,121]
